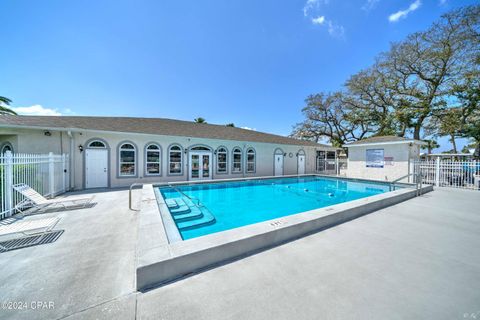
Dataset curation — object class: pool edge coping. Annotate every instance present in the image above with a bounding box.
[136,176,432,291]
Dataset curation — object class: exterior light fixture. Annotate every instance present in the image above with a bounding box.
[78,145,84,152]
[44,131,52,136]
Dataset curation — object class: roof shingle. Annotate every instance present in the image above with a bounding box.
[0,115,331,148]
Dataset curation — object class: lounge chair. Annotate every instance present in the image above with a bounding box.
[0,216,61,252]
[12,183,94,213]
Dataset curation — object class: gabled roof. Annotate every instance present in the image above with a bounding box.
[0,115,334,148]
[343,135,426,147]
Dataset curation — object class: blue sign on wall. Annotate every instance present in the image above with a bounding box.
[366,149,384,168]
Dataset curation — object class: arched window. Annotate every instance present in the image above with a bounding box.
[1,142,13,154]
[246,148,256,173]
[88,140,106,148]
[232,147,242,173]
[145,143,161,176]
[168,145,183,175]
[118,143,136,177]
[216,147,228,174]
[191,146,210,151]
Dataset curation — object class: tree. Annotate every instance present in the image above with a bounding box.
[421,139,440,154]
[346,63,400,136]
[291,92,376,147]
[194,117,207,124]
[225,123,235,127]
[460,116,480,153]
[0,96,17,115]
[434,109,463,153]
[461,142,477,154]
[293,5,480,145]
[378,6,477,140]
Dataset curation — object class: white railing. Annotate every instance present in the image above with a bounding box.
[0,151,69,219]
[414,159,480,190]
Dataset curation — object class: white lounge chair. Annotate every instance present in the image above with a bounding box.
[0,216,61,252]
[12,183,94,213]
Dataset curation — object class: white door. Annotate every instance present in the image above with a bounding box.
[298,155,305,175]
[85,149,108,188]
[189,152,212,180]
[274,154,283,176]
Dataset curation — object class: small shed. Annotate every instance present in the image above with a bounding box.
[343,136,426,182]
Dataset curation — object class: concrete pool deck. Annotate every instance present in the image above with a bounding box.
[0,187,479,319]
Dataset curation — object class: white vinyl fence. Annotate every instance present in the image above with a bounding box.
[0,151,69,219]
[414,158,480,190]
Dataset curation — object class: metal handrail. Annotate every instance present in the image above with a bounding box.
[129,183,143,211]
[389,172,423,196]
[166,184,217,217]
[167,184,203,208]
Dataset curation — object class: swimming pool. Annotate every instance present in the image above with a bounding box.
[158,175,393,240]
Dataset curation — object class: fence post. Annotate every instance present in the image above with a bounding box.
[49,152,55,198]
[5,151,13,217]
[335,157,339,175]
[435,156,441,187]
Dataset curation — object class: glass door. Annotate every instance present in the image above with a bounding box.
[189,152,212,180]
[202,154,211,179]
[191,154,200,179]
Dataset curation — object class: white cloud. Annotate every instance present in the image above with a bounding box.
[240,126,256,131]
[388,0,421,22]
[326,20,345,38]
[311,16,345,38]
[12,105,62,116]
[62,108,76,115]
[303,0,318,16]
[311,16,325,25]
[362,0,380,11]
[303,0,329,16]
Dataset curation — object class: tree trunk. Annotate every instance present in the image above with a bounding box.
[451,135,458,153]
[413,125,421,140]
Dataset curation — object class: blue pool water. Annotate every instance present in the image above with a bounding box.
[158,176,392,240]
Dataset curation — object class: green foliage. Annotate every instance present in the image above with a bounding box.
[0,96,17,115]
[194,117,207,124]
[292,5,480,147]
[421,139,440,154]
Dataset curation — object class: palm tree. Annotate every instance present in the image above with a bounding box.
[0,96,17,115]
[422,139,440,154]
[194,117,207,124]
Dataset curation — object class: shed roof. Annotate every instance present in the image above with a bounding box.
[343,136,426,147]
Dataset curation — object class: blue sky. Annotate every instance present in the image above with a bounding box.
[1,0,476,152]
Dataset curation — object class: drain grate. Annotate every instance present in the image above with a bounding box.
[0,230,64,253]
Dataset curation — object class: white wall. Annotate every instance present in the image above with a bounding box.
[1,128,335,189]
[346,143,421,182]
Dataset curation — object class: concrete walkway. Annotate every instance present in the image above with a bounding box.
[0,188,139,320]
[137,188,480,320]
[0,188,479,319]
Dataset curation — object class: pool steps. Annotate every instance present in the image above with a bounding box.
[177,209,216,231]
[173,207,203,222]
[169,204,191,214]
[165,199,179,208]
[166,197,216,230]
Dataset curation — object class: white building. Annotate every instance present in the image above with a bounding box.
[343,136,426,182]
[0,115,339,190]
